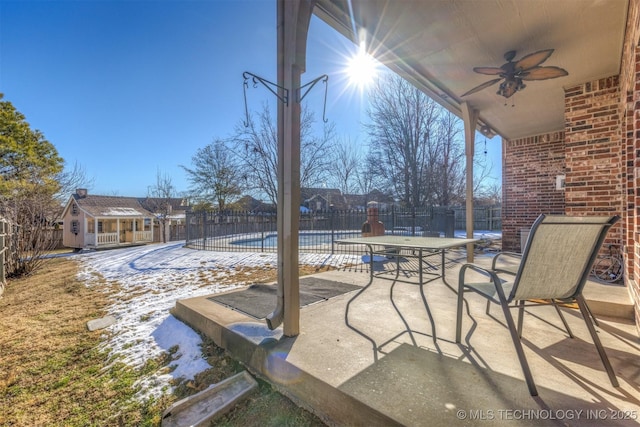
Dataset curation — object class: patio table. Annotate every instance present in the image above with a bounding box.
[336,235,478,357]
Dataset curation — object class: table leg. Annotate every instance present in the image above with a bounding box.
[419,248,437,345]
[344,244,380,361]
[440,248,458,294]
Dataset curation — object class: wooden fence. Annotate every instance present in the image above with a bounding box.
[1,218,7,296]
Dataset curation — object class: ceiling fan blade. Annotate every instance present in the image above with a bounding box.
[473,66,504,76]
[515,49,554,71]
[521,66,568,80]
[461,78,502,97]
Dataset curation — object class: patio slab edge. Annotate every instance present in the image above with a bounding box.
[172,295,401,427]
[583,280,634,320]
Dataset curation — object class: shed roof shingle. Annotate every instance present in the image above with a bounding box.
[72,195,188,218]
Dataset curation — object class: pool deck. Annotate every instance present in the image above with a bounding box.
[173,252,640,426]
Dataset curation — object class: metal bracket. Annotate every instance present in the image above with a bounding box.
[243,72,288,127]
[298,74,329,123]
[243,72,329,126]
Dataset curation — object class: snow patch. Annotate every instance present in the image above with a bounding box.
[74,241,359,400]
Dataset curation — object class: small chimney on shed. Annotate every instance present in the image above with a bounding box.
[76,188,88,198]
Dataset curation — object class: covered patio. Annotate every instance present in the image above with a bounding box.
[256,0,639,337]
[173,0,640,424]
[173,254,639,425]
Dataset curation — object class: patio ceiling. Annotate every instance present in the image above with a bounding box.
[314,0,629,140]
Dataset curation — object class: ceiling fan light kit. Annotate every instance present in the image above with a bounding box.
[461,49,568,99]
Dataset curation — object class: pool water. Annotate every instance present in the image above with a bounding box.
[231,231,358,248]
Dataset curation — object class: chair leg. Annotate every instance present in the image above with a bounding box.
[551,300,574,338]
[576,295,619,387]
[456,283,465,343]
[517,300,525,338]
[584,300,600,327]
[499,300,538,396]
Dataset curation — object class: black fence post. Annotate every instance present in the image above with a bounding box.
[411,206,416,236]
[261,216,265,253]
[185,212,190,246]
[330,205,335,254]
[202,211,207,250]
[391,204,395,230]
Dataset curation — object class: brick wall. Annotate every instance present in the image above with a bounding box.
[502,132,565,251]
[626,11,640,327]
[564,77,623,227]
[503,77,623,250]
[633,46,640,332]
[502,1,639,330]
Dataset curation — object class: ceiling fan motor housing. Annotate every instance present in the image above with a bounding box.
[497,77,526,98]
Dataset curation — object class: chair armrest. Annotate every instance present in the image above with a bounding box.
[492,252,522,275]
[459,263,508,302]
[459,263,502,286]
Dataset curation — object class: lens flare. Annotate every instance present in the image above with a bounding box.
[346,43,377,89]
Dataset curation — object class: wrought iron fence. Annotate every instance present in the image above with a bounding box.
[185,205,501,254]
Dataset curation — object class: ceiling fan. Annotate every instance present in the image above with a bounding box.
[461,49,568,99]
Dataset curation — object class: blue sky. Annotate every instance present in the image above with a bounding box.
[1,0,501,197]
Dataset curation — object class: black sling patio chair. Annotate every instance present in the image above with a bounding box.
[455,214,620,396]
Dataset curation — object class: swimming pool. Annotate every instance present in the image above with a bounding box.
[230,231,360,248]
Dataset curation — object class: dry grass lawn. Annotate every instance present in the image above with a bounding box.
[0,258,123,425]
[0,256,329,426]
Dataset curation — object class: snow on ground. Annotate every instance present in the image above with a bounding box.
[73,231,500,400]
[73,241,360,400]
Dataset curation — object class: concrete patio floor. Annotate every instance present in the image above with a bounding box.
[173,252,640,426]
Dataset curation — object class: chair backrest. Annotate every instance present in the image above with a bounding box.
[510,214,619,301]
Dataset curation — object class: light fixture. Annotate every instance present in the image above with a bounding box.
[480,125,496,139]
[496,77,526,98]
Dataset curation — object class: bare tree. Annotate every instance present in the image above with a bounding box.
[328,137,361,194]
[55,160,94,203]
[366,74,491,207]
[234,103,337,205]
[430,112,466,206]
[366,74,440,207]
[476,180,502,204]
[147,169,176,243]
[3,184,61,277]
[181,139,244,211]
[355,149,386,203]
[234,104,277,204]
[472,139,497,200]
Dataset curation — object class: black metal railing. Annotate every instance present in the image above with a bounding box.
[185,205,501,254]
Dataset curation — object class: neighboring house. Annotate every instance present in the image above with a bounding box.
[61,189,188,250]
[302,187,345,211]
[302,187,395,211]
[234,195,276,212]
[343,190,395,211]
